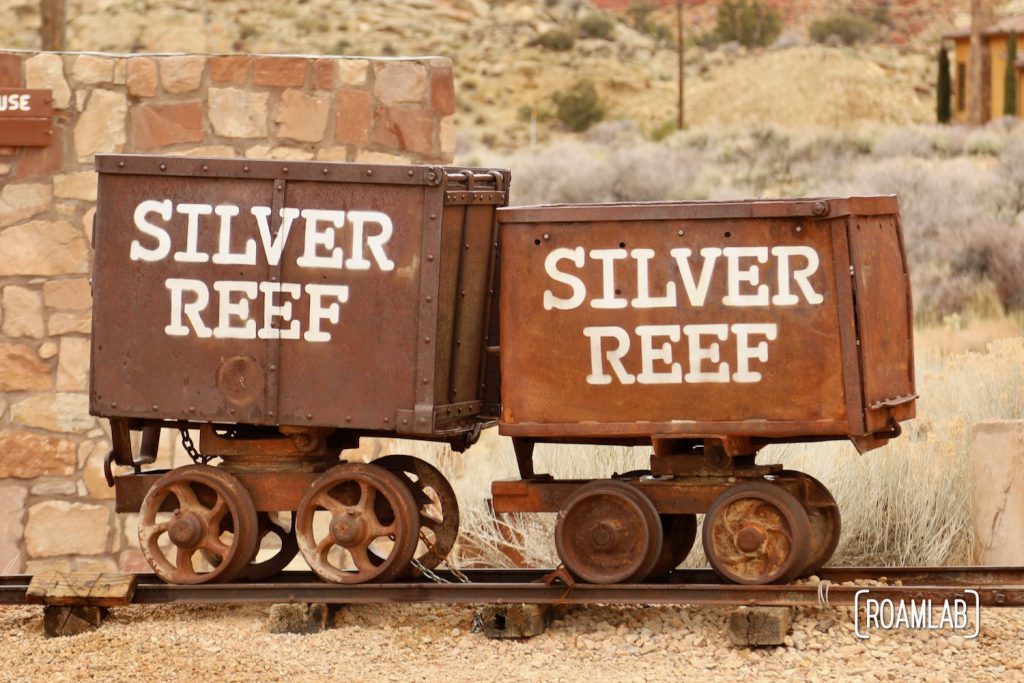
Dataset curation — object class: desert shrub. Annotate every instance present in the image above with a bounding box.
[872,127,935,158]
[965,127,1005,155]
[503,135,703,205]
[692,29,720,50]
[534,28,575,52]
[715,0,782,48]
[551,79,606,132]
[627,0,655,33]
[715,126,806,195]
[995,133,1024,223]
[578,13,615,40]
[808,13,877,46]
[648,119,679,142]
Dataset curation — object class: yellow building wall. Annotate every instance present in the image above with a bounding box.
[990,35,1007,118]
[951,34,1023,123]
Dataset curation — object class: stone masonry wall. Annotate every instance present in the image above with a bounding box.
[0,50,456,574]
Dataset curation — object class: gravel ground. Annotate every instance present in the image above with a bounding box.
[0,598,1021,683]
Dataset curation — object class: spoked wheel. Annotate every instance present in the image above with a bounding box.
[242,512,300,581]
[773,471,841,576]
[646,514,698,579]
[295,463,420,584]
[373,455,460,572]
[702,481,811,585]
[138,465,259,584]
[555,480,662,584]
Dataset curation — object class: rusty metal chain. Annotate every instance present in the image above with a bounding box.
[410,531,471,584]
[179,428,214,465]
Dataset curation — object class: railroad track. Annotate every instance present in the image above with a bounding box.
[4,567,1024,608]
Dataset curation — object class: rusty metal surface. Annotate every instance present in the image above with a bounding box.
[90,154,508,440]
[242,512,298,582]
[702,481,811,585]
[846,214,916,433]
[295,463,420,584]
[116,470,322,513]
[497,197,914,449]
[137,466,259,584]
[6,566,1024,607]
[554,480,662,584]
[374,455,460,572]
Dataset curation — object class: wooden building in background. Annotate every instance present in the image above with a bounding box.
[946,14,1024,123]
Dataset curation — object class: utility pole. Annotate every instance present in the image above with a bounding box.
[676,0,684,129]
[967,0,995,125]
[40,0,66,51]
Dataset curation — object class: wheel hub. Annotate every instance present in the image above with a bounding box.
[588,520,622,551]
[329,509,367,547]
[736,524,766,553]
[168,511,205,548]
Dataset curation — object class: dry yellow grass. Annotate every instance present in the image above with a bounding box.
[383,322,1024,571]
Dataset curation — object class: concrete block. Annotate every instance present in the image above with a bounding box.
[971,420,1024,564]
[474,604,556,639]
[728,606,792,646]
[266,603,331,634]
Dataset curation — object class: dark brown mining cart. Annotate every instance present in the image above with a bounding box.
[492,197,915,584]
[91,154,508,584]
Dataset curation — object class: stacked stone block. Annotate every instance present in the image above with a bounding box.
[0,49,456,574]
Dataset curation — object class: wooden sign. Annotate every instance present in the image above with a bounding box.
[0,88,53,146]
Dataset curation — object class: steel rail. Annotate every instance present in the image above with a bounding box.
[4,567,1024,608]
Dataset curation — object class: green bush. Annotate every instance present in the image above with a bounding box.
[937,46,952,124]
[552,80,606,132]
[535,29,575,52]
[809,14,877,46]
[715,0,781,48]
[578,13,615,40]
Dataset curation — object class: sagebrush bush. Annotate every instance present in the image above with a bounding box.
[534,28,574,51]
[551,79,606,132]
[578,13,615,40]
[715,0,782,48]
[809,13,877,46]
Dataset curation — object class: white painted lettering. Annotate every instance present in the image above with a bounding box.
[630,249,677,308]
[212,280,258,339]
[683,324,729,383]
[304,284,349,342]
[346,210,395,271]
[296,209,346,269]
[543,247,586,311]
[251,206,300,267]
[771,245,824,305]
[583,326,635,385]
[164,278,212,337]
[173,203,212,263]
[669,247,722,306]
[211,204,257,265]
[722,246,769,306]
[636,325,682,384]
[130,199,173,262]
[589,248,628,309]
[257,282,302,340]
[731,323,778,382]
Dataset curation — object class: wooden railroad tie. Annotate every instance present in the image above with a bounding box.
[26,572,137,638]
